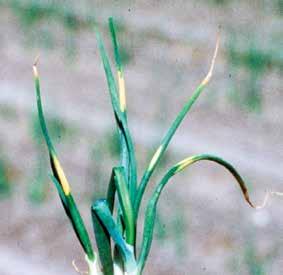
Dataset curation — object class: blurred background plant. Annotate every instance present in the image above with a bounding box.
[226,31,282,112]
[0,156,12,197]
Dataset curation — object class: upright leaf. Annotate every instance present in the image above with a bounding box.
[135,35,220,217]
[108,17,130,189]
[113,167,135,245]
[96,31,137,202]
[92,200,137,274]
[91,200,114,275]
[33,62,94,261]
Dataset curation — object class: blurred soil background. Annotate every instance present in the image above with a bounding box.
[0,0,282,274]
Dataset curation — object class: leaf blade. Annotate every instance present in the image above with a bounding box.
[113,167,135,245]
[33,63,94,261]
[138,153,254,272]
[135,35,220,217]
[92,199,137,273]
[96,30,137,202]
[91,199,114,275]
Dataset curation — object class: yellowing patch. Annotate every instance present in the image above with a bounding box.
[53,156,71,195]
[175,157,194,173]
[148,146,163,172]
[118,70,126,112]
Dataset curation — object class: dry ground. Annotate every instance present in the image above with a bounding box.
[0,1,282,274]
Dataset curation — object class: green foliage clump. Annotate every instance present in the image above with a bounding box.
[0,158,12,197]
[226,32,282,112]
[33,18,258,275]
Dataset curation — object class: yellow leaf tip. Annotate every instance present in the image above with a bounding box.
[33,55,40,78]
[200,31,220,87]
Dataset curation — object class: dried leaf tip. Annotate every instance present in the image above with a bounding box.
[72,259,89,275]
[255,190,283,210]
[33,55,40,78]
[200,31,220,87]
[243,189,255,208]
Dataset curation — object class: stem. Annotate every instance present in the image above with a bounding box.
[86,256,102,275]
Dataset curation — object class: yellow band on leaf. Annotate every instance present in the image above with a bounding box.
[52,155,71,195]
[118,70,126,112]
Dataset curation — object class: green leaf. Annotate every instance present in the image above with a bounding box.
[92,199,137,274]
[95,31,120,114]
[50,176,95,261]
[109,17,122,73]
[67,195,95,260]
[91,199,113,275]
[106,168,125,233]
[96,30,137,202]
[106,168,125,239]
[135,35,220,218]
[33,64,56,155]
[106,169,116,214]
[113,167,135,245]
[33,63,94,261]
[138,153,254,272]
[108,17,130,192]
[49,174,67,206]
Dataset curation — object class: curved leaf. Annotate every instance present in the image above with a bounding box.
[138,153,254,272]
